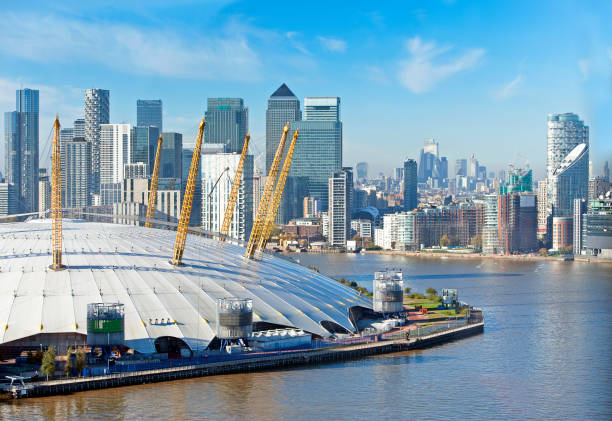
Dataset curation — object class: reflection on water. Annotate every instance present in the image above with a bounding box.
[2,255,611,420]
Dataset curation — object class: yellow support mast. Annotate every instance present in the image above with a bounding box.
[256,129,299,256]
[171,117,206,266]
[220,133,250,239]
[145,134,163,228]
[50,116,64,270]
[245,123,290,259]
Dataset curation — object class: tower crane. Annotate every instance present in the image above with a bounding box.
[145,134,163,228]
[50,116,64,270]
[256,129,299,256]
[171,117,205,266]
[245,123,290,259]
[220,134,250,239]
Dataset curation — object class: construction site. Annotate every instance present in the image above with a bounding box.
[0,117,484,398]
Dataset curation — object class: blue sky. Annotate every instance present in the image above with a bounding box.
[1,0,611,179]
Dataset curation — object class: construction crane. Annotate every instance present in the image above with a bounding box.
[171,117,205,266]
[245,123,290,259]
[220,134,250,239]
[145,134,163,228]
[50,116,64,270]
[256,129,299,256]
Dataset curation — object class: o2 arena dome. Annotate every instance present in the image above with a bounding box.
[0,220,372,354]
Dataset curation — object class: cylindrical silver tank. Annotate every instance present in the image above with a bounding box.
[373,271,404,313]
[216,298,253,339]
[87,302,125,346]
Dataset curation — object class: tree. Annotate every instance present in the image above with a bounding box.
[404,287,412,294]
[64,347,73,377]
[470,235,483,248]
[75,349,87,376]
[440,235,451,247]
[40,346,56,380]
[425,287,437,296]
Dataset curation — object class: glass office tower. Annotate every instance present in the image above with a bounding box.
[204,98,248,153]
[137,99,162,131]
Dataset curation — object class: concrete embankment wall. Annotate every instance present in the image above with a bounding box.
[22,322,484,398]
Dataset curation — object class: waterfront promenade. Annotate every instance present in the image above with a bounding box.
[3,322,483,399]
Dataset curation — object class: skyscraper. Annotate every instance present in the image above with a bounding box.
[3,89,39,212]
[85,89,110,195]
[546,113,589,217]
[328,168,352,247]
[403,159,418,211]
[182,148,202,226]
[136,99,162,131]
[201,152,254,240]
[62,137,91,208]
[161,132,183,179]
[303,97,340,121]
[204,98,248,153]
[455,159,467,177]
[287,96,342,212]
[130,126,160,175]
[265,84,301,173]
[356,162,368,180]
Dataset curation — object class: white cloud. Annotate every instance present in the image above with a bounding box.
[0,12,261,81]
[286,31,311,55]
[496,74,523,99]
[318,36,347,53]
[397,36,485,93]
[578,59,590,79]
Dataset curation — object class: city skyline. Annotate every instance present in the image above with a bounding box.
[0,1,610,178]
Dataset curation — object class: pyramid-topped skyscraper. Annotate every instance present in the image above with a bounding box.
[266,83,301,173]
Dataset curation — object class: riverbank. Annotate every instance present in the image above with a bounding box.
[1,322,484,400]
[285,249,612,264]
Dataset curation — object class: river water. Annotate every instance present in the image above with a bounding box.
[2,254,611,420]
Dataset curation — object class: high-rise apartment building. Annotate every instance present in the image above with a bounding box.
[38,172,51,217]
[201,153,254,240]
[546,113,589,218]
[136,99,162,131]
[537,179,548,240]
[204,98,248,153]
[85,89,110,195]
[100,124,131,186]
[549,142,589,217]
[4,89,39,212]
[160,132,183,179]
[403,159,417,211]
[265,84,301,173]
[62,138,91,208]
[328,168,353,247]
[0,182,18,216]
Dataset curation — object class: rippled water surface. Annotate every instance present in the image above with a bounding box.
[2,255,611,420]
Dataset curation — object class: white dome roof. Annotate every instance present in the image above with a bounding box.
[0,221,371,353]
